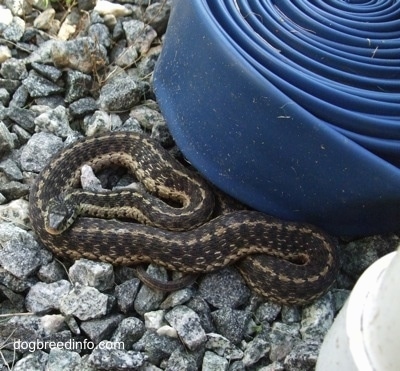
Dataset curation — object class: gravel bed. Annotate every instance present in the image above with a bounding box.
[0,1,399,370]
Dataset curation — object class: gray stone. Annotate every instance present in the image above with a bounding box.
[51,37,108,74]
[331,288,350,313]
[300,292,335,342]
[132,330,182,365]
[120,116,143,132]
[9,85,29,107]
[13,350,49,371]
[0,266,35,293]
[81,314,124,345]
[65,70,92,103]
[114,45,139,68]
[340,235,397,285]
[79,0,97,12]
[129,105,165,130]
[31,62,63,83]
[202,351,229,371]
[34,105,73,138]
[3,0,29,17]
[11,124,31,143]
[137,45,162,78]
[0,199,30,231]
[283,341,321,371]
[122,19,157,54]
[134,265,167,316]
[0,284,25,312]
[69,97,98,119]
[7,106,36,132]
[0,58,27,80]
[0,223,50,279]
[242,335,270,367]
[22,70,64,98]
[268,322,301,363]
[0,78,21,94]
[20,132,63,172]
[0,314,65,346]
[0,158,23,180]
[187,296,215,333]
[111,317,145,349]
[166,349,198,371]
[258,361,286,371]
[229,361,246,371]
[25,280,71,314]
[281,306,302,324]
[115,278,140,313]
[255,302,282,323]
[83,110,124,136]
[0,89,10,105]
[88,341,147,370]
[3,16,25,42]
[37,260,67,283]
[199,267,251,309]
[0,180,29,200]
[160,288,193,310]
[98,75,145,112]
[59,283,112,321]
[211,307,252,345]
[46,348,82,371]
[143,1,171,35]
[34,95,65,109]
[88,22,111,49]
[165,305,207,351]
[0,120,16,155]
[205,333,243,361]
[69,259,115,292]
[26,39,58,65]
[151,122,174,147]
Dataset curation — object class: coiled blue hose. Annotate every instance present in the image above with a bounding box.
[154,0,400,236]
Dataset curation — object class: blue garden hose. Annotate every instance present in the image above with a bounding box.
[154,0,400,236]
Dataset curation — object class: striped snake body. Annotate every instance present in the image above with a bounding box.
[29,131,338,305]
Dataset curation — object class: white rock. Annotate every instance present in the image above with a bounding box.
[157,325,178,338]
[0,45,12,63]
[144,309,165,330]
[0,7,13,26]
[94,0,132,17]
[33,8,55,30]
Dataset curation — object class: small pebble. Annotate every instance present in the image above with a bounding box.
[80,314,125,344]
[25,280,71,314]
[69,259,115,292]
[211,307,252,345]
[59,283,112,321]
[164,305,207,351]
[199,267,251,309]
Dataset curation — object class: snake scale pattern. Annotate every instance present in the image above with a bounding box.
[29,131,338,305]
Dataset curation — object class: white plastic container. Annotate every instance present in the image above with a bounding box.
[316,248,400,371]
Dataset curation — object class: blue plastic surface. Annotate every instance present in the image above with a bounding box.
[153,0,400,236]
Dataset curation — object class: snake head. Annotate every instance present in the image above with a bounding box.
[44,196,77,235]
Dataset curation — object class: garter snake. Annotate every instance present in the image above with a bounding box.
[29,131,338,305]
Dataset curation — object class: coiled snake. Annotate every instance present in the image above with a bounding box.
[29,131,338,305]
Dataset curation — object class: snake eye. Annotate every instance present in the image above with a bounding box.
[45,197,77,235]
